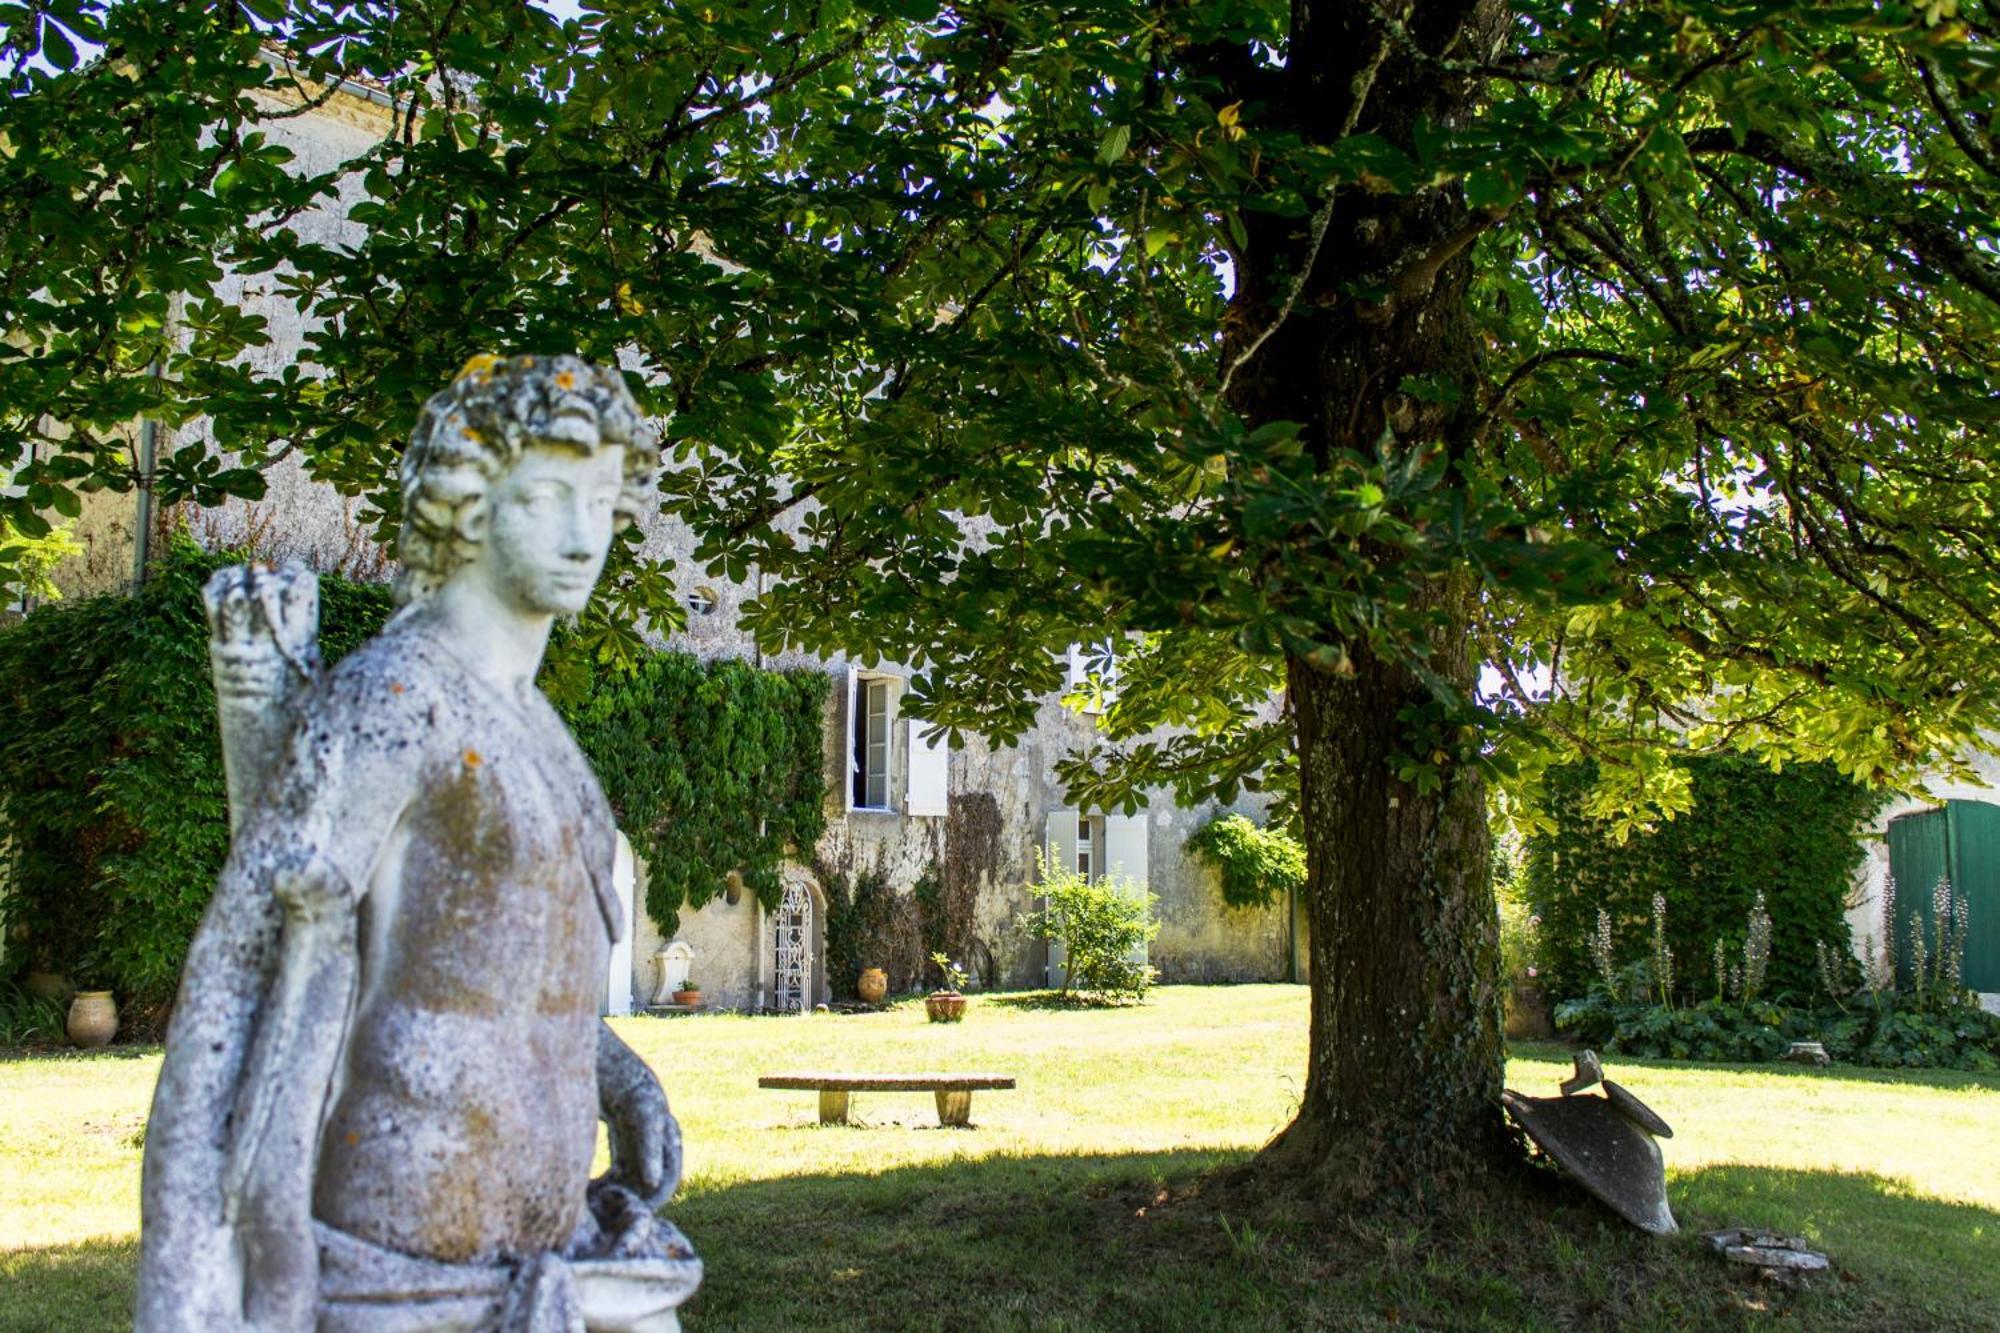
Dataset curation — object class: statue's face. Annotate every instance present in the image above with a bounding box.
[475,441,627,617]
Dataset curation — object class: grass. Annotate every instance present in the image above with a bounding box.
[3,984,1997,1330]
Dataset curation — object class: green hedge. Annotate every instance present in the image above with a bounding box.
[0,537,391,1010]
[1522,757,1884,1004]
[0,536,826,1012]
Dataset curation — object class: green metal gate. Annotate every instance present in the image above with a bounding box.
[1886,801,2000,992]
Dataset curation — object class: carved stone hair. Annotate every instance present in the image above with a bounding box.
[395,353,657,607]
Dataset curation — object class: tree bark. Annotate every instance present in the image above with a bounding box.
[1229,0,1514,1192]
[1260,615,1509,1191]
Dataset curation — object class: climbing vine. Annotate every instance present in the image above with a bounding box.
[1522,758,1885,1004]
[554,646,827,939]
[0,536,392,1016]
[1185,813,1307,910]
[0,536,826,1015]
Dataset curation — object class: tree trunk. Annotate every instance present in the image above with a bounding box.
[1260,617,1509,1192]
[1229,0,1514,1193]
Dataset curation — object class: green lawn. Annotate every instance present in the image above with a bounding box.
[4,984,1997,1330]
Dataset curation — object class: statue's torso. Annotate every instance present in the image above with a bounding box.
[309,622,615,1265]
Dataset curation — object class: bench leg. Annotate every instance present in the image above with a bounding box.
[935,1089,972,1127]
[818,1090,851,1124]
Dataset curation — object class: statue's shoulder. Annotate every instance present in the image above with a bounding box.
[298,617,467,745]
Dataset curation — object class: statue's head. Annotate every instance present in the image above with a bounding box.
[397,354,656,611]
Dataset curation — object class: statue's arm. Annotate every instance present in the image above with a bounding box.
[594,1022,683,1211]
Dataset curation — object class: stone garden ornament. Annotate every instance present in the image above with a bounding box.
[138,355,700,1332]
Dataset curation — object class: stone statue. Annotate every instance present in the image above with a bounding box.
[138,355,701,1332]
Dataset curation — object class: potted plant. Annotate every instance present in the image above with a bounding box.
[924,953,969,1023]
[671,978,703,1007]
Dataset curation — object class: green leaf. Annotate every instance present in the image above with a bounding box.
[1096,124,1132,166]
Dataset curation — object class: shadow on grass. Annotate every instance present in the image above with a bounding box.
[1506,1040,2000,1093]
[672,1151,2000,1333]
[10,1156,1997,1333]
[982,990,1141,1012]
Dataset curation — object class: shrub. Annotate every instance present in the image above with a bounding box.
[0,981,67,1046]
[1497,894,1541,992]
[1028,848,1158,1001]
[1553,991,2000,1072]
[1185,813,1306,910]
[1522,757,1884,1003]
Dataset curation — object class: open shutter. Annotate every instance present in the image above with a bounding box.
[906,724,950,817]
[843,665,859,811]
[1043,809,1079,988]
[1103,811,1151,967]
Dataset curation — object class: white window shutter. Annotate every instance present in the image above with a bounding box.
[906,725,950,817]
[843,664,858,812]
[1043,810,1079,988]
[1066,644,1085,692]
[1103,810,1151,966]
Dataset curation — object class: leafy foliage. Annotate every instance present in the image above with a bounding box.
[13,0,2000,1167]
[1555,992,2000,1073]
[820,859,923,1001]
[0,536,391,1005]
[1522,757,1885,1004]
[1027,849,1158,1003]
[0,981,67,1046]
[1185,813,1306,911]
[549,643,828,941]
[0,537,823,1002]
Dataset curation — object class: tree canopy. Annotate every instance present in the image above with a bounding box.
[5,0,1996,808]
[7,0,2000,1189]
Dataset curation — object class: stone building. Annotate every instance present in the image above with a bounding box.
[24,54,1308,1012]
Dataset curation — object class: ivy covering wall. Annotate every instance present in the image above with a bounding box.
[0,538,392,1015]
[0,537,826,1014]
[1522,758,1885,1004]
[557,648,827,937]
[1185,813,1306,910]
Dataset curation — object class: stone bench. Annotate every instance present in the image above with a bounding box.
[758,1072,1017,1127]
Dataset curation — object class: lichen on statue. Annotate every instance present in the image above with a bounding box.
[138,355,700,1333]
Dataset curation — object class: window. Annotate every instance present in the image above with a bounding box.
[851,676,892,809]
[686,587,718,616]
[1076,813,1096,881]
[1065,641,1120,714]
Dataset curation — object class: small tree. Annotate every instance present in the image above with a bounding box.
[1029,847,1158,1003]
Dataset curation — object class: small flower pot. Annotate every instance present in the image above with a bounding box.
[925,991,966,1023]
[66,991,118,1049]
[857,968,888,1005]
[671,989,703,1007]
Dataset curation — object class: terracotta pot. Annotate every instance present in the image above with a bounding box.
[671,989,702,1007]
[66,991,118,1049]
[857,968,888,1005]
[924,991,966,1023]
